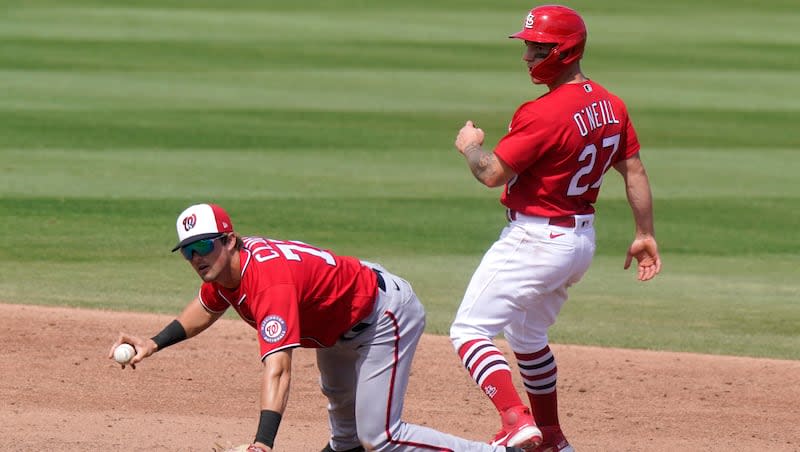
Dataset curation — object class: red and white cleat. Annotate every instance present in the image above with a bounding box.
[490,406,543,449]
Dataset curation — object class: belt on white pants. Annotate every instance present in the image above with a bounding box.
[506,209,594,229]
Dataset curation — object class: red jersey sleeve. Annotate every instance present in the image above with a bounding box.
[198,282,229,314]
[621,114,641,160]
[494,105,551,174]
[250,284,302,359]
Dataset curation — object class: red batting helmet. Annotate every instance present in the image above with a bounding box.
[509,5,587,83]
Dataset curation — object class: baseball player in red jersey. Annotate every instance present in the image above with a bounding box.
[449,5,662,451]
[108,203,525,452]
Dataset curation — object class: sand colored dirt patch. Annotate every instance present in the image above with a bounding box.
[1,303,798,451]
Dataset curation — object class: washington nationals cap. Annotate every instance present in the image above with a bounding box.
[171,203,234,252]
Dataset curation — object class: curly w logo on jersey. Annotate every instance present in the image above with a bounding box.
[260,315,287,343]
[182,213,197,231]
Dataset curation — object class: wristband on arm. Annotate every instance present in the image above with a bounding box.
[254,409,282,448]
[150,319,187,350]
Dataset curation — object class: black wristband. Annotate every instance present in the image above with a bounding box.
[254,409,282,448]
[150,319,187,350]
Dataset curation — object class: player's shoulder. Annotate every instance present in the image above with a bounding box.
[241,246,294,291]
[242,235,271,248]
[587,80,628,104]
[512,98,545,123]
[512,84,583,123]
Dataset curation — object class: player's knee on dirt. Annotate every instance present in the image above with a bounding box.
[357,429,386,452]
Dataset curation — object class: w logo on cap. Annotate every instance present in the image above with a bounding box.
[182,213,197,231]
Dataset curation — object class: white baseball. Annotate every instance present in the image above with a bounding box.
[113,343,136,364]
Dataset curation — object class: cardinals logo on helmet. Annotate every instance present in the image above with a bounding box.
[524,12,534,29]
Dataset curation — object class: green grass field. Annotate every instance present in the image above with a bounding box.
[1,0,798,360]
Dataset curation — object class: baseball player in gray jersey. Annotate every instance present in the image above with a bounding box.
[110,204,530,452]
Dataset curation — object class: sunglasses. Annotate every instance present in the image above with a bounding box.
[180,235,224,260]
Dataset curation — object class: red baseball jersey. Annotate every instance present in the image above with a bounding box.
[198,237,378,359]
[494,80,641,217]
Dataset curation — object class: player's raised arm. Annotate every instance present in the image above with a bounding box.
[454,120,516,188]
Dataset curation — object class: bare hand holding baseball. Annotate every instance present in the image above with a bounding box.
[108,332,157,369]
[624,236,662,281]
[455,120,485,154]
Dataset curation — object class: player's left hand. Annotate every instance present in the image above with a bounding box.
[455,120,485,154]
[624,235,661,281]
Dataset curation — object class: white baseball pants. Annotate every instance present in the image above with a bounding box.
[450,214,596,352]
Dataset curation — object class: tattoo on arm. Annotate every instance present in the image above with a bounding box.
[463,142,496,184]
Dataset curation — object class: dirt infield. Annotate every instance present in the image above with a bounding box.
[1,303,798,451]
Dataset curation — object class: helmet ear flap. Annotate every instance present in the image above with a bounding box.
[556,46,577,62]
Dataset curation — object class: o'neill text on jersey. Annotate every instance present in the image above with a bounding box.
[573,100,619,137]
